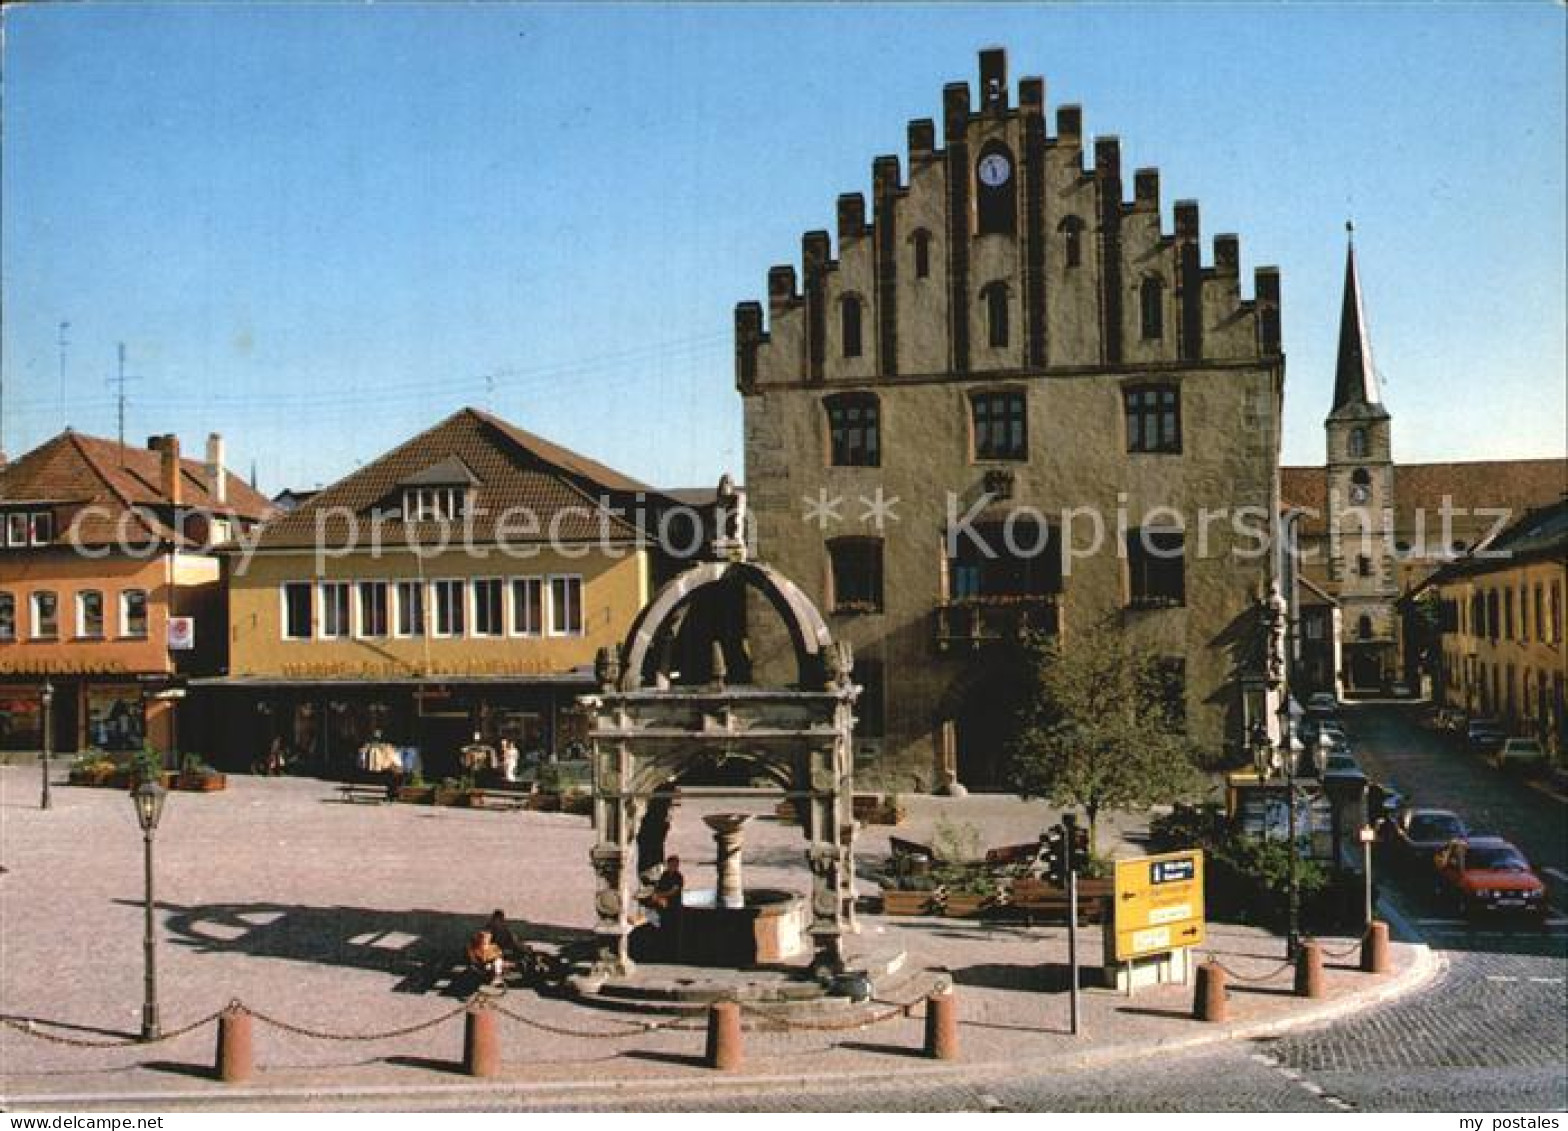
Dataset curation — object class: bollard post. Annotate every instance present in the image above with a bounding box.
[1192,961,1228,1023]
[215,1007,253,1084]
[1293,940,1324,998]
[1360,919,1391,974]
[463,1005,500,1078]
[923,985,959,1060]
[705,1000,743,1071]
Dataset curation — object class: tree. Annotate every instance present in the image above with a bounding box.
[1007,628,1210,854]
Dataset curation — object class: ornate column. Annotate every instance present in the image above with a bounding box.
[704,813,751,909]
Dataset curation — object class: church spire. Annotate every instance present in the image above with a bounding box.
[1330,222,1389,419]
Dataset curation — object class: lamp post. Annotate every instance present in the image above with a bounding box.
[1358,824,1377,929]
[1281,693,1301,959]
[40,680,54,810]
[132,780,167,1042]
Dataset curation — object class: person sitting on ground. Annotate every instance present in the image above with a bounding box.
[639,855,685,928]
[467,928,505,986]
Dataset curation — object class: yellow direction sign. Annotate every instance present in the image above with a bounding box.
[1113,850,1206,961]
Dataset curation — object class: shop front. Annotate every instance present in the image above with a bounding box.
[192,674,595,780]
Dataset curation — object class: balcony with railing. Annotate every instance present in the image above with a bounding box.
[934,594,1061,652]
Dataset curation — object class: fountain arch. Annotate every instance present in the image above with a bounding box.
[581,556,859,978]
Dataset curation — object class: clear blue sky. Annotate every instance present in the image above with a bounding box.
[3,3,1563,492]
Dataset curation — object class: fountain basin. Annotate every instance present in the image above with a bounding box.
[666,887,807,966]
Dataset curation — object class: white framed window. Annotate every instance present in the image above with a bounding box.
[122,589,150,638]
[472,578,503,637]
[403,487,469,522]
[30,591,59,639]
[77,590,105,637]
[29,511,54,545]
[0,592,15,641]
[280,583,311,640]
[394,580,424,637]
[548,575,583,637]
[511,577,543,637]
[5,514,26,546]
[432,579,465,637]
[319,582,351,638]
[358,580,389,638]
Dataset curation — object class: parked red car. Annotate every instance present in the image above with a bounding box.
[1433,837,1549,921]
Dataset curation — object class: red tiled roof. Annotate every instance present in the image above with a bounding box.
[251,408,668,550]
[0,430,275,547]
[1282,459,1566,542]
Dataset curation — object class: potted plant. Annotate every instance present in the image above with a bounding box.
[395,771,435,804]
[68,753,117,787]
[561,789,593,816]
[176,753,227,792]
[432,776,466,807]
[937,868,1001,919]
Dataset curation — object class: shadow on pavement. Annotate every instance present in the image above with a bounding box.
[132,899,590,997]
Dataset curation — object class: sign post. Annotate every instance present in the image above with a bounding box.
[1063,815,1080,1036]
[1108,850,1206,992]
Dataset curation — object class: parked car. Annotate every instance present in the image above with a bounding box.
[1323,750,1363,778]
[1433,837,1549,920]
[1383,807,1468,867]
[1466,719,1508,757]
[1492,737,1549,774]
[1306,692,1339,714]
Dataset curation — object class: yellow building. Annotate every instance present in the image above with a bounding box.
[203,408,696,777]
[1414,499,1567,754]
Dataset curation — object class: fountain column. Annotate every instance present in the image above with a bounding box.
[704,813,752,910]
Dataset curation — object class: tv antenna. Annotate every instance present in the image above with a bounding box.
[58,321,71,425]
[106,342,146,459]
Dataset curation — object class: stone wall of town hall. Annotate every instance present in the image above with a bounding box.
[736,49,1285,791]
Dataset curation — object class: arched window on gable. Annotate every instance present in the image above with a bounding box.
[1059,215,1085,268]
[981,282,1010,348]
[840,294,863,359]
[1139,275,1165,340]
[911,228,932,280]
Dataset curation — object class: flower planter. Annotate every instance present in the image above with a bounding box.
[432,788,465,807]
[879,888,937,916]
[395,785,436,804]
[176,772,227,792]
[528,793,563,812]
[939,892,993,919]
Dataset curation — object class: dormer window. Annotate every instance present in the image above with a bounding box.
[403,486,469,522]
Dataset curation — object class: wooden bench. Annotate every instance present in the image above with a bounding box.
[1007,877,1112,924]
[338,782,390,804]
[466,787,533,812]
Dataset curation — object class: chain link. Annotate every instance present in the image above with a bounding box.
[1313,938,1365,961]
[1,1007,230,1049]
[236,997,479,1043]
[1202,955,1297,984]
[487,999,702,1038]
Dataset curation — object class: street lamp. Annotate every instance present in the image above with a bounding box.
[1358,824,1378,930]
[132,780,167,1042]
[39,680,54,811]
[1278,692,1302,959]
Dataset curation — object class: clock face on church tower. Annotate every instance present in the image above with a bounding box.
[978,152,1012,187]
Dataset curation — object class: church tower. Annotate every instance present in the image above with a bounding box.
[1324,226,1398,690]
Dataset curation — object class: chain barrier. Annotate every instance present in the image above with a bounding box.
[486,998,704,1038]
[3,974,951,1050]
[235,997,479,1043]
[1202,955,1297,984]
[1313,938,1365,961]
[1,1007,230,1049]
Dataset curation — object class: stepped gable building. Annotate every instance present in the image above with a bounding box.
[1281,235,1566,694]
[735,48,1286,791]
[205,407,709,779]
[0,429,274,754]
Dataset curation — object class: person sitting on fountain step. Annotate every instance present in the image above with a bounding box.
[640,855,684,928]
[466,928,506,987]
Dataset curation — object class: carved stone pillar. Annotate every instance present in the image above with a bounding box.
[704,813,751,909]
